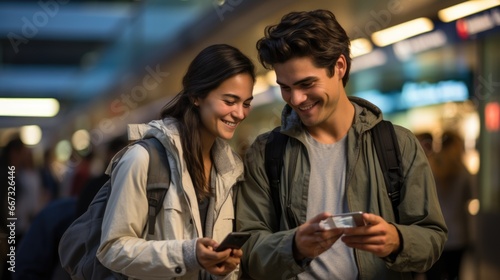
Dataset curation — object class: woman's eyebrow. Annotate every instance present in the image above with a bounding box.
[222,93,253,101]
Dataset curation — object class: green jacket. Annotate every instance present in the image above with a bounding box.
[236,97,447,279]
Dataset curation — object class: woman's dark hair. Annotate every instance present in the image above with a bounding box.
[160,44,255,200]
[257,9,351,86]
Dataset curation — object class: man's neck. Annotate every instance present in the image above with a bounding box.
[306,94,355,144]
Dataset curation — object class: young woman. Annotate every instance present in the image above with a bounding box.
[97,44,255,280]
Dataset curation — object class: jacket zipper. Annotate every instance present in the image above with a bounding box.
[213,178,241,229]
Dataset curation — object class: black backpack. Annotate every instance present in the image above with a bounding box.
[59,137,171,280]
[265,120,403,226]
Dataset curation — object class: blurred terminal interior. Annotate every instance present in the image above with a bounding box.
[0,0,500,279]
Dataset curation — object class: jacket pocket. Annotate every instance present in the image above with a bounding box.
[154,195,191,239]
[213,207,235,242]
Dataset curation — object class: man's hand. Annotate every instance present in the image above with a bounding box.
[341,213,401,258]
[293,212,344,261]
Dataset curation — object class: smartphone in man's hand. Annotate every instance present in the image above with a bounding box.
[319,211,365,229]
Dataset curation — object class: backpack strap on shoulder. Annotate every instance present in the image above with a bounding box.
[265,127,289,227]
[371,120,403,223]
[136,138,171,235]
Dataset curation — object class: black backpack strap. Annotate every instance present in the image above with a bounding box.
[265,127,289,227]
[136,138,171,235]
[371,120,403,223]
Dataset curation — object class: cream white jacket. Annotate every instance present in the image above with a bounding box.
[97,118,244,280]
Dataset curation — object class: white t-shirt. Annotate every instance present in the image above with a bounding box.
[298,132,358,280]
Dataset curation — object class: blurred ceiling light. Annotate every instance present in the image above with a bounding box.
[20,125,42,146]
[0,98,59,117]
[350,49,387,72]
[371,17,434,47]
[438,0,500,23]
[468,199,480,216]
[463,149,480,175]
[71,129,91,151]
[265,71,278,87]
[351,38,373,57]
[253,75,270,95]
[55,140,72,162]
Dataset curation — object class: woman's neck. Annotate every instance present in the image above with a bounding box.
[200,127,216,158]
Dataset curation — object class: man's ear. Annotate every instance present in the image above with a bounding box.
[335,55,347,80]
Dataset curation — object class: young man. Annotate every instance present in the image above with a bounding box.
[236,9,447,279]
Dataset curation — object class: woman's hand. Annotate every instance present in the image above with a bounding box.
[215,248,242,273]
[196,238,240,276]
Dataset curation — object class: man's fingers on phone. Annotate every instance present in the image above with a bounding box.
[362,213,382,225]
[310,212,333,223]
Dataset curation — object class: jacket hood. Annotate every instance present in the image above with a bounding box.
[113,117,244,180]
[128,118,178,145]
[280,96,384,137]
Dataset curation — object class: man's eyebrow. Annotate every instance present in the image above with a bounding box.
[276,76,318,86]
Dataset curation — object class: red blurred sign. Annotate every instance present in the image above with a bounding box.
[485,102,500,131]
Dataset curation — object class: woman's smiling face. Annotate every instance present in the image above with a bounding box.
[196,73,254,141]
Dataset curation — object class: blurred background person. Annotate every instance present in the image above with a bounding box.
[39,148,62,203]
[0,137,45,280]
[14,197,75,280]
[415,132,434,158]
[423,131,477,280]
[75,137,128,217]
[14,136,126,280]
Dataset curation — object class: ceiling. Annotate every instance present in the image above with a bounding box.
[0,0,467,148]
